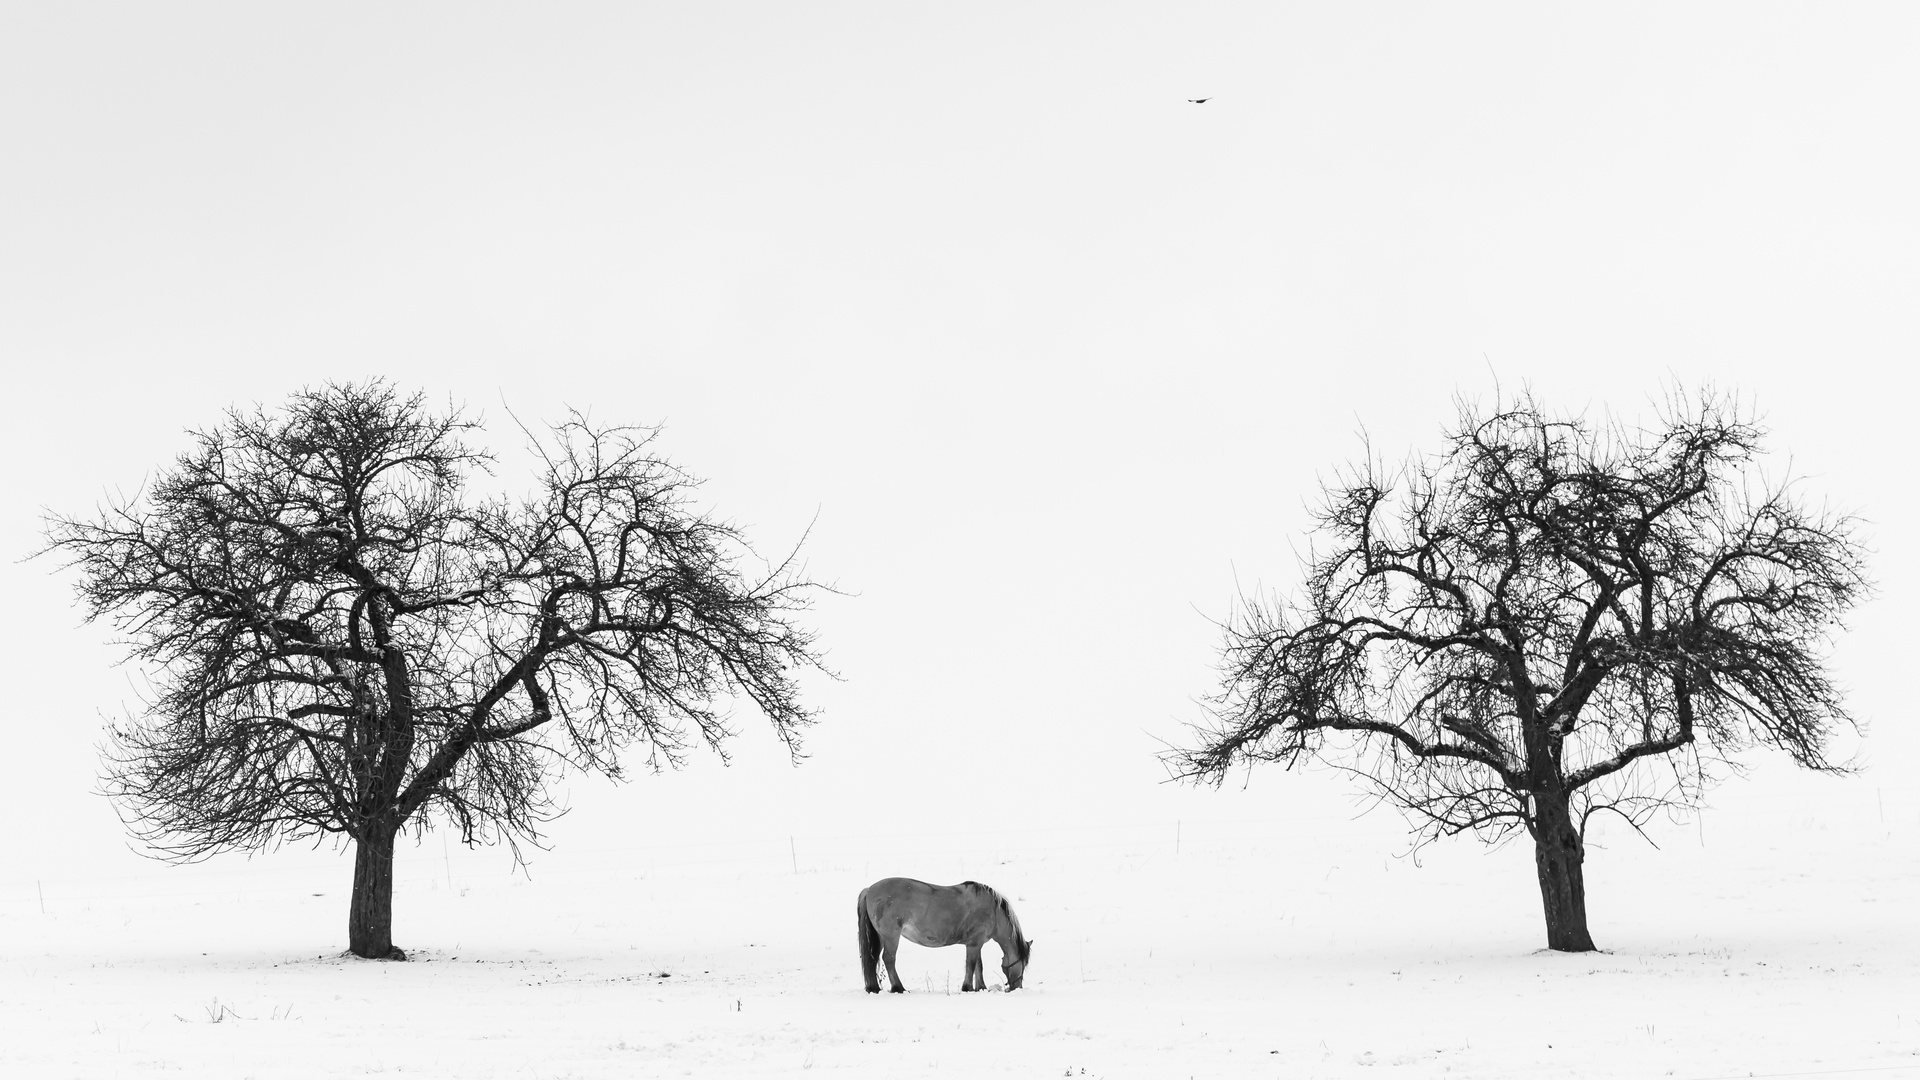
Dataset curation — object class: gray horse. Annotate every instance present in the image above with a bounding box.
[856,877,1032,993]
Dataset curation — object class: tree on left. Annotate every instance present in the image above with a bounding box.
[41,381,827,959]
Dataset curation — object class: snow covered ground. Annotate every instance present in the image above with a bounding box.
[5,769,1916,1080]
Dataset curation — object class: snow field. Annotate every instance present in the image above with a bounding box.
[4,778,1917,1079]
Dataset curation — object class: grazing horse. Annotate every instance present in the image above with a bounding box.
[857,878,1033,993]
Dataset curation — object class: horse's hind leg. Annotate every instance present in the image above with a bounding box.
[962,944,983,992]
[881,934,906,993]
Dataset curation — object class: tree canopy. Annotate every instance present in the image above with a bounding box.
[1170,390,1868,950]
[44,381,826,957]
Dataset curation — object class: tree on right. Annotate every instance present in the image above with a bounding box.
[1169,389,1869,951]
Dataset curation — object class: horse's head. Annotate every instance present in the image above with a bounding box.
[1001,937,1033,990]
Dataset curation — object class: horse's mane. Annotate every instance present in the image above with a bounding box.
[993,890,1028,959]
[955,881,1027,958]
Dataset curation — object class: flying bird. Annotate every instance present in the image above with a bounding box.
[1188,98,1210,103]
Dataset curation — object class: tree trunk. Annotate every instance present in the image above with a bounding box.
[1531,791,1596,952]
[348,824,405,959]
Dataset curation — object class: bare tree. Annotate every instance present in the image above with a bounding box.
[1168,390,1867,951]
[43,381,826,959]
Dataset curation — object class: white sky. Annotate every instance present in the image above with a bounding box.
[3,3,1916,882]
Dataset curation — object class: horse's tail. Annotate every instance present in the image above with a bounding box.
[856,888,882,991]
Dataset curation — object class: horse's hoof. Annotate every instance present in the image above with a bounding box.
[889,987,905,994]
[865,987,879,994]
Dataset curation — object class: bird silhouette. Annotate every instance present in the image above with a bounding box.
[1188,98,1210,103]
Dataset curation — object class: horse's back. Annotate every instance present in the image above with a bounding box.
[861,877,996,948]
[863,877,986,908]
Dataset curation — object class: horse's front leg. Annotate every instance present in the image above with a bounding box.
[881,936,907,993]
[962,944,982,992]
